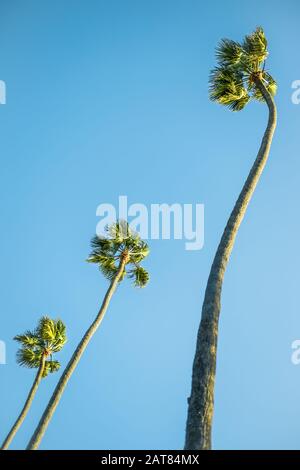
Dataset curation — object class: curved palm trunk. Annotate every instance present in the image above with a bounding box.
[1,355,46,450]
[26,256,127,450]
[184,80,277,450]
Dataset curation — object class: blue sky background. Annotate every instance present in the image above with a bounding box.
[0,0,300,450]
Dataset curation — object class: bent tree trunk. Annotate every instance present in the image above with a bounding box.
[1,355,46,450]
[184,80,277,450]
[27,257,127,450]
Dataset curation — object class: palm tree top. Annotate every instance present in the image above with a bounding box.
[87,220,150,288]
[14,317,67,378]
[210,27,277,111]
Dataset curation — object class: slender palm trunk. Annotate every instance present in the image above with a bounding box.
[26,256,127,450]
[184,80,277,450]
[1,355,46,450]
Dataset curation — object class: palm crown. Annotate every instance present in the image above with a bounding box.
[15,317,67,377]
[209,27,277,111]
[87,220,150,288]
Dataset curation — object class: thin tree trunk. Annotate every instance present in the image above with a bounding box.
[1,355,46,450]
[184,80,277,450]
[26,256,127,450]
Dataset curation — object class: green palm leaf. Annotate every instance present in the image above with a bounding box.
[242,27,268,65]
[37,317,57,342]
[14,332,40,347]
[128,266,150,288]
[216,39,243,66]
[16,348,41,368]
[43,360,61,378]
[209,67,250,111]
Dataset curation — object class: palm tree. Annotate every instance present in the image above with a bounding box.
[27,221,150,449]
[184,27,277,450]
[1,317,66,450]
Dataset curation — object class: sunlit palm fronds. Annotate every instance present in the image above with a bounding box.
[87,220,150,288]
[210,27,277,111]
[15,317,67,377]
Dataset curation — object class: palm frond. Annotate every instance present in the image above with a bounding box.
[43,360,61,377]
[108,220,131,243]
[16,348,41,368]
[128,266,150,288]
[37,316,57,342]
[89,235,120,258]
[88,236,120,281]
[229,94,251,111]
[262,71,277,96]
[55,319,67,340]
[242,27,268,65]
[216,39,243,66]
[14,331,40,347]
[209,66,250,111]
[50,320,67,352]
[99,258,118,281]
[128,241,150,264]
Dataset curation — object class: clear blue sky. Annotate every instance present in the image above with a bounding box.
[0,0,300,450]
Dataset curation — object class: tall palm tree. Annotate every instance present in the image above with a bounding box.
[185,27,277,450]
[1,317,66,450]
[27,221,150,449]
